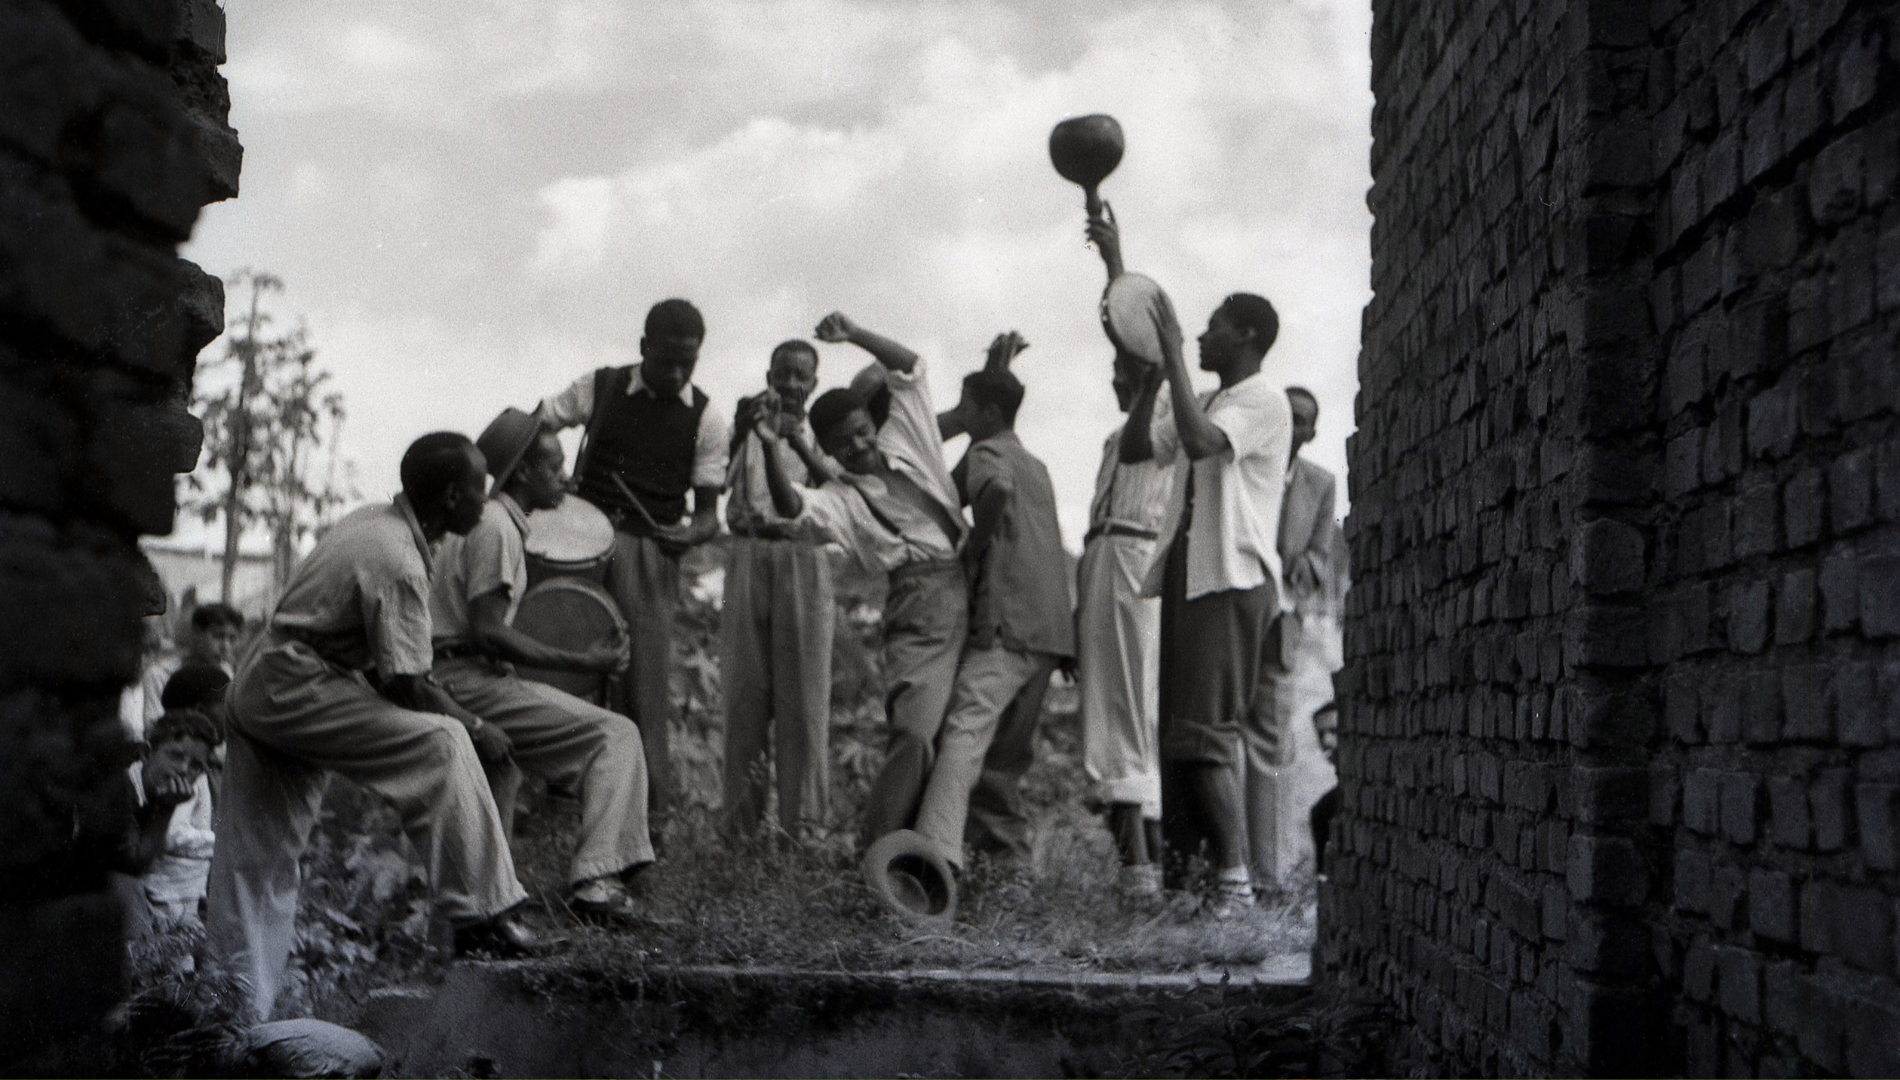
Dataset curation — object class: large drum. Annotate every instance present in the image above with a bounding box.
[524,494,615,587]
[513,576,627,705]
[517,495,623,703]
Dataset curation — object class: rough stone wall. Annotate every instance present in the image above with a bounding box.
[1322,0,1900,1074]
[0,0,236,1068]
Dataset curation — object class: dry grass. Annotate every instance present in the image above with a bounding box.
[509,686,1316,976]
[122,549,1315,1046]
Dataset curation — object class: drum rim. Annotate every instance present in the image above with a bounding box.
[516,574,628,636]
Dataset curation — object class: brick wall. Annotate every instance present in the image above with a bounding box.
[1322,0,1900,1074]
[0,0,236,1068]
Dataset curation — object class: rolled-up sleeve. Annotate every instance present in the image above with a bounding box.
[537,372,596,431]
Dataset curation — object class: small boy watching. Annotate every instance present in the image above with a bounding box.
[110,709,221,934]
[136,665,231,924]
[909,336,1076,877]
[750,311,970,847]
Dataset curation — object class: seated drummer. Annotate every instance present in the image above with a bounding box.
[535,299,732,824]
[429,408,655,925]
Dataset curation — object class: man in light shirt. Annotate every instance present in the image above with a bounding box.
[429,408,653,926]
[722,340,837,841]
[749,311,970,848]
[1097,215,1292,916]
[535,299,731,824]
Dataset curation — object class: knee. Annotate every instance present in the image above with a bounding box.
[422,715,479,769]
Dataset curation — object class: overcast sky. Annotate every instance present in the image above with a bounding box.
[179,0,1373,550]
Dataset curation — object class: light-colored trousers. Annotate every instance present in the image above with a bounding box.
[605,531,679,817]
[720,537,834,834]
[205,637,525,1022]
[1242,612,1342,887]
[1076,534,1162,819]
[435,658,655,885]
[864,561,968,843]
[913,644,1059,869]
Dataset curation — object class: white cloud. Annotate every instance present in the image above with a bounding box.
[190,0,1371,548]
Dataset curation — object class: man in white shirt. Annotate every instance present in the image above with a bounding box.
[535,299,731,824]
[1102,211,1292,915]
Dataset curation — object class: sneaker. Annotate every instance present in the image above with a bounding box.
[1211,870,1256,920]
[1117,864,1163,899]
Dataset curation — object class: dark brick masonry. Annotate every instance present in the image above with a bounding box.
[1321,0,1900,1074]
[0,0,236,1068]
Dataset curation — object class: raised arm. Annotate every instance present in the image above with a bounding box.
[815,311,918,375]
[1120,365,1162,463]
[938,331,1028,440]
[1085,204,1125,286]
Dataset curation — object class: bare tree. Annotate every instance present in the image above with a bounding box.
[184,270,356,601]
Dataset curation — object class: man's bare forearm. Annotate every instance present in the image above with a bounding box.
[758,434,806,518]
[1164,344,1229,460]
[1121,378,1160,463]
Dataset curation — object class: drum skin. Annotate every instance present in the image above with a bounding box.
[524,495,615,587]
[511,576,628,704]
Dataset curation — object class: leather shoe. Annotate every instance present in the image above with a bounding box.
[452,910,546,959]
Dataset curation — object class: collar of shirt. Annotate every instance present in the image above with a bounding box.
[493,491,531,536]
[392,493,434,576]
[626,363,696,405]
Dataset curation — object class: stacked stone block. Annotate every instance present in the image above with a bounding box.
[1324,0,1900,1075]
[0,0,236,1068]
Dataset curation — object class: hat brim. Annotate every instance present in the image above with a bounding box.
[861,829,958,923]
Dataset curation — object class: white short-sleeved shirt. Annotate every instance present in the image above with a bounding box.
[270,496,437,677]
[794,359,966,572]
[538,363,732,490]
[1144,372,1292,604]
[430,493,531,643]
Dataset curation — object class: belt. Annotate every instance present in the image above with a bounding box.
[730,521,801,541]
[1084,522,1158,544]
[433,640,488,662]
[889,558,963,581]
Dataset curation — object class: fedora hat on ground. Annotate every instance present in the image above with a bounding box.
[861,829,958,924]
[477,407,540,492]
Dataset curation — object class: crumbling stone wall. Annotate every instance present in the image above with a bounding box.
[1323,0,1900,1074]
[0,0,236,1068]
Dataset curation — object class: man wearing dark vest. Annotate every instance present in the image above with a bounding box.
[536,299,731,824]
